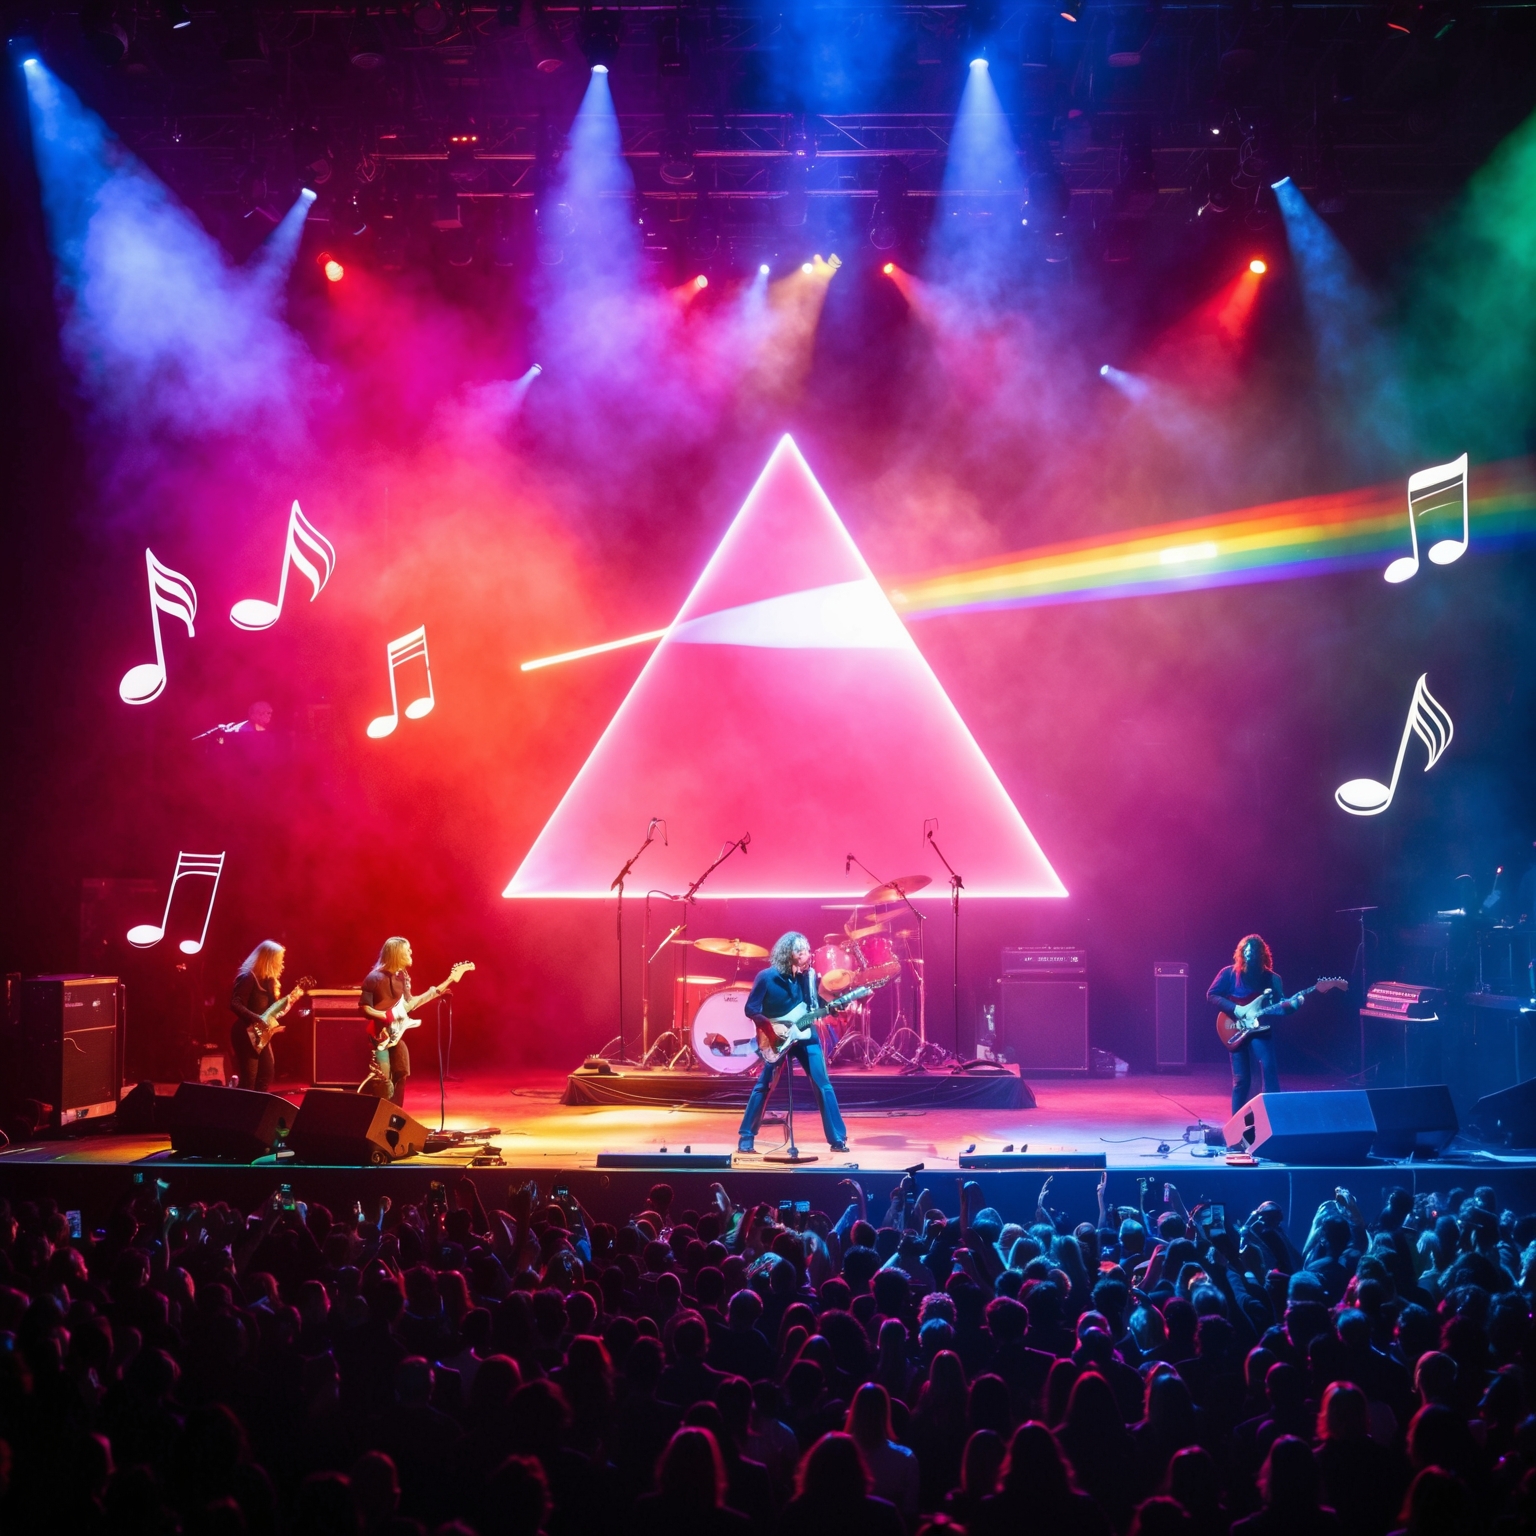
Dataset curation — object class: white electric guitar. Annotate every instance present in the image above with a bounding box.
[371,961,475,1049]
[755,986,874,1066]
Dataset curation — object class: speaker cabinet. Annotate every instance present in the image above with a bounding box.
[289,1089,428,1164]
[168,1081,296,1161]
[1469,1078,1536,1149]
[1223,1090,1378,1164]
[1155,963,1188,1069]
[999,978,1089,1073]
[309,989,369,1087]
[1366,1085,1459,1158]
[10,975,121,1127]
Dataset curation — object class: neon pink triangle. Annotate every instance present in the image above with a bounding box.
[505,436,1066,899]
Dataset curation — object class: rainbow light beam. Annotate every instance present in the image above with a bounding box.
[517,458,1536,668]
[888,456,1536,619]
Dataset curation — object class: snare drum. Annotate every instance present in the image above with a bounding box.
[691,984,759,1074]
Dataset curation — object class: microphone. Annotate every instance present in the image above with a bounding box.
[740,832,751,853]
[846,853,853,873]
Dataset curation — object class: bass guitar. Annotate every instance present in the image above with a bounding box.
[247,976,317,1054]
[1216,976,1348,1051]
[371,962,475,1049]
[756,986,874,1066]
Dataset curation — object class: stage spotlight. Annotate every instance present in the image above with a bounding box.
[579,8,621,69]
[801,262,814,274]
[348,6,387,68]
[528,4,564,69]
[411,0,450,34]
[1386,0,1416,31]
[222,4,269,72]
[869,157,909,252]
[1060,0,1083,22]
[80,0,129,64]
[759,263,770,275]
[322,256,344,282]
[1099,363,1110,376]
[1107,3,1155,67]
[1270,174,1291,191]
[883,262,895,275]
[694,274,708,289]
[970,55,988,67]
[1249,257,1267,274]
[165,0,192,28]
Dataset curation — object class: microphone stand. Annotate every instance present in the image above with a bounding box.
[1337,904,1379,1079]
[609,821,663,1064]
[683,833,751,903]
[925,824,964,1061]
[847,853,928,1066]
[642,896,686,1064]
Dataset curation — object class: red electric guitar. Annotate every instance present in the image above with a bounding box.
[1216,976,1347,1051]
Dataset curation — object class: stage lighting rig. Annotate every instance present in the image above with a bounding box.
[526,3,565,70]
[868,158,909,252]
[221,2,269,71]
[580,9,622,71]
[659,127,695,186]
[1112,120,1159,219]
[1107,3,1157,67]
[80,0,129,65]
[411,0,451,35]
[1020,8,1053,68]
[347,6,387,69]
[293,126,333,187]
[656,13,688,76]
[165,0,192,31]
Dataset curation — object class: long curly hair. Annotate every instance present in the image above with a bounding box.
[1233,934,1273,974]
[771,932,810,975]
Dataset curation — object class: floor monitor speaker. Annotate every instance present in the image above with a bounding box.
[168,1081,296,1161]
[1468,1078,1536,1149]
[1223,1089,1377,1164]
[1366,1084,1459,1158]
[289,1089,428,1164]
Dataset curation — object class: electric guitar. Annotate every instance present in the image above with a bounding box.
[1216,976,1348,1051]
[371,962,476,1049]
[247,976,316,1053]
[756,986,873,1065]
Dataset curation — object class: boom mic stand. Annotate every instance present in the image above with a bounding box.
[925,821,964,1063]
[606,819,664,1064]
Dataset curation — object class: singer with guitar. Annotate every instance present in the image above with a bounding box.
[360,937,474,1106]
[738,932,851,1154]
[1210,934,1347,1114]
[230,940,311,1092]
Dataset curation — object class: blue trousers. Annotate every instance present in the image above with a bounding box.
[739,1039,848,1146]
[1230,1033,1280,1114]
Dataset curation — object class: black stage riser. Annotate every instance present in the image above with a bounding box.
[563,1066,1033,1111]
[8,1161,1536,1237]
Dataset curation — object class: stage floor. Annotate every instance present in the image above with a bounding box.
[4,1066,1536,1232]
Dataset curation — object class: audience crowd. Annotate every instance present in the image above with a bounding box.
[1,1166,1535,1536]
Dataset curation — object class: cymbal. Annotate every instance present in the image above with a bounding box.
[692,937,770,958]
[864,875,931,903]
[678,974,726,986]
[846,921,893,940]
[821,904,863,910]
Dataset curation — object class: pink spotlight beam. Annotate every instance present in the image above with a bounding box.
[520,628,669,672]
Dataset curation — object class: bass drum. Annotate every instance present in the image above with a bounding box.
[691,984,759,1074]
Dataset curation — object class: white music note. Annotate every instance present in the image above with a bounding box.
[366,626,435,738]
[119,550,198,705]
[229,500,337,631]
[1384,453,1470,584]
[1335,674,1453,816]
[127,851,226,954]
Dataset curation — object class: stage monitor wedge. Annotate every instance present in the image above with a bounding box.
[289,1089,428,1164]
[1468,1078,1536,1149]
[1223,1089,1377,1164]
[168,1081,296,1161]
[1366,1084,1458,1158]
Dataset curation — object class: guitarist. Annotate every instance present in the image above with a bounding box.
[230,940,289,1092]
[737,932,849,1155]
[360,935,428,1106]
[1209,934,1302,1113]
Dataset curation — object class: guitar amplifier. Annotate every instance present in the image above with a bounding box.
[999,977,1090,1072]
[309,988,368,1088]
[1155,962,1189,1069]
[10,975,122,1126]
[1002,948,1086,976]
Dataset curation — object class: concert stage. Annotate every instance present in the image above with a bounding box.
[6,1066,1536,1236]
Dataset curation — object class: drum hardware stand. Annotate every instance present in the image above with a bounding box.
[763,1048,817,1164]
[849,853,929,1068]
[1337,904,1379,1076]
[638,896,688,1065]
[642,1030,682,1068]
[924,822,965,1066]
[606,820,665,1065]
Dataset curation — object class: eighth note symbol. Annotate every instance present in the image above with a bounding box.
[229,500,337,631]
[119,549,198,706]
[367,626,435,739]
[1335,673,1453,816]
[1384,453,1470,584]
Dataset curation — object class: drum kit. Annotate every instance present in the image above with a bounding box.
[649,874,951,1074]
